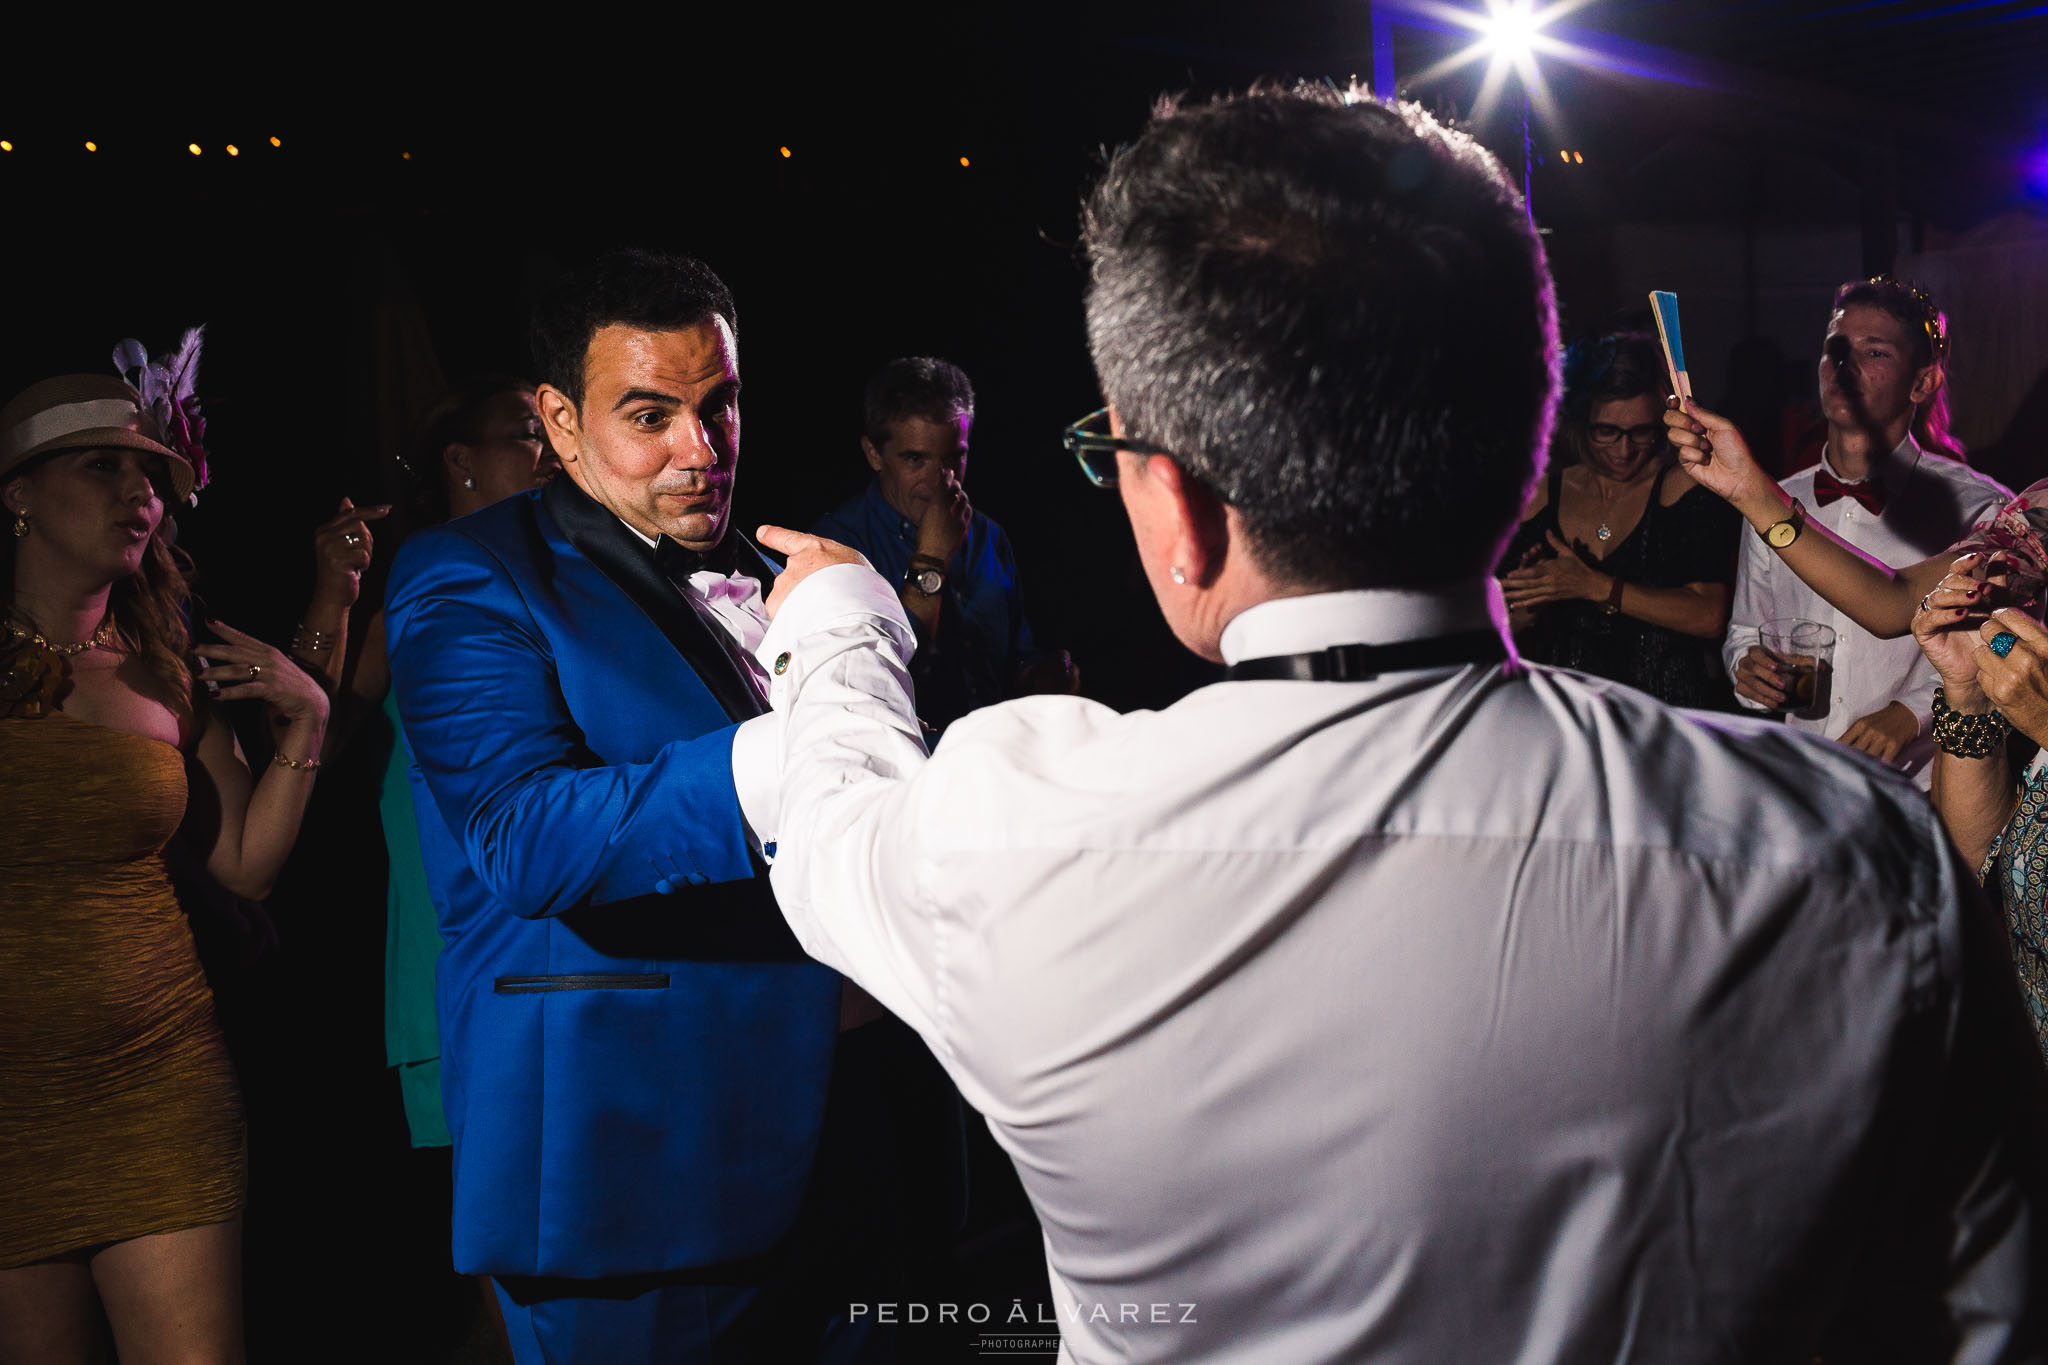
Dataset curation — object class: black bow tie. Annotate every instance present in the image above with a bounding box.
[652,532,741,591]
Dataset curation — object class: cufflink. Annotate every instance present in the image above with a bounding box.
[773,651,790,675]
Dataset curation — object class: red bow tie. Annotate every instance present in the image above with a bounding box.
[1812,468,1885,514]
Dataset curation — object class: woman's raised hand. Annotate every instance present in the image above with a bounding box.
[196,619,330,732]
[1662,397,1770,514]
[311,497,391,609]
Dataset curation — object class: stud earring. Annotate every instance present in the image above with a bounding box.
[10,512,26,538]
[1169,566,1186,584]
[462,477,477,491]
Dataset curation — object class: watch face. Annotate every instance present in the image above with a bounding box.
[913,568,944,594]
[1767,521,1798,548]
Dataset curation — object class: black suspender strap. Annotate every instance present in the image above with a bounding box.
[1224,629,1507,682]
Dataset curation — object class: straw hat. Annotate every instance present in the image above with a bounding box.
[0,375,196,502]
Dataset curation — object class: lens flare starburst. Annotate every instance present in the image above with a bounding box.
[1401,0,1597,128]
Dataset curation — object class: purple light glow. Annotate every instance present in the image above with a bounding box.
[2025,144,2048,201]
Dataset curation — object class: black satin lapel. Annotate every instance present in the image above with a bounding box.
[540,478,765,724]
[728,531,782,605]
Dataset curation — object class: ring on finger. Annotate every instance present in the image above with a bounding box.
[1990,631,2020,658]
[1920,591,1935,613]
[247,664,263,679]
[343,532,363,547]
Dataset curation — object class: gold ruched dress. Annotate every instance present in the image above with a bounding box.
[0,709,245,1267]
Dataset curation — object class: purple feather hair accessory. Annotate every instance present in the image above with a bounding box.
[112,325,210,503]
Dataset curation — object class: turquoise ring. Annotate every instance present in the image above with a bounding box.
[1990,630,2019,658]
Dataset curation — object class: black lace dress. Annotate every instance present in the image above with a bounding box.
[1498,463,1740,711]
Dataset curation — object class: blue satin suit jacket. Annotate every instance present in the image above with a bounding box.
[385,476,842,1279]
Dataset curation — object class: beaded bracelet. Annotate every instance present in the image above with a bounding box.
[290,624,335,655]
[1932,685,2008,759]
[272,750,323,771]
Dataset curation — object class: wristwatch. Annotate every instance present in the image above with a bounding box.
[905,561,946,596]
[1758,499,1805,550]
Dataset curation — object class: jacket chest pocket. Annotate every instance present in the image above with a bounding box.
[492,973,672,994]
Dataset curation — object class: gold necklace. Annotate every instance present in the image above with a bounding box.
[4,616,118,657]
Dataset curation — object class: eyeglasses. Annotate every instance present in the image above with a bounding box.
[1588,422,1664,448]
[1062,407,1146,489]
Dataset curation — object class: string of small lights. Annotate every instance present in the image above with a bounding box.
[0,137,981,169]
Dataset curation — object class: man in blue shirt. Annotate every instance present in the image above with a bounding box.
[813,357,1076,732]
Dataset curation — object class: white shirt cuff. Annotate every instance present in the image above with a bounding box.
[756,562,915,707]
[729,711,786,856]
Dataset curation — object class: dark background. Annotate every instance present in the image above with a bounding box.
[6,5,2046,1359]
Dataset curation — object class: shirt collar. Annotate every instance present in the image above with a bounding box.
[617,516,659,550]
[1819,430,1922,485]
[1218,579,1500,665]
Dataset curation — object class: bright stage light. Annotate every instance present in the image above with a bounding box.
[1403,0,1592,127]
[1482,0,1545,61]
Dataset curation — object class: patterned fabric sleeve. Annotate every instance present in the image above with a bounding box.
[1950,477,2048,608]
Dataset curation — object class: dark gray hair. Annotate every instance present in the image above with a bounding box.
[1083,86,1560,589]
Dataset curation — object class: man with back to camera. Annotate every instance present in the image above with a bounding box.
[811,356,1076,735]
[741,89,2047,1361]
[1724,278,2006,784]
[383,249,909,1363]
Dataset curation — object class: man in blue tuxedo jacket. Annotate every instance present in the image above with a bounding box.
[386,249,898,1363]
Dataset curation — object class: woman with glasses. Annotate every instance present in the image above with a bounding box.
[1497,332,1740,708]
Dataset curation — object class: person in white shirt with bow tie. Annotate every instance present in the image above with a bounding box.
[1723,277,2006,784]
[740,90,2047,1363]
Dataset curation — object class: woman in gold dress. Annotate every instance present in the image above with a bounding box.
[0,371,328,1362]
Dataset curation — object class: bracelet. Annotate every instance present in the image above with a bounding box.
[290,625,335,654]
[272,750,323,771]
[1932,685,2008,759]
[1601,576,1623,616]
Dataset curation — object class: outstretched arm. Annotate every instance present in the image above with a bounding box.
[1663,399,1948,638]
[747,526,945,1040]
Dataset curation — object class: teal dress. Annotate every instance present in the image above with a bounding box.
[1980,753,2048,1061]
[379,688,448,1147]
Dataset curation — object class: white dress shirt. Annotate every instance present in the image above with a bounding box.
[743,565,2042,1364]
[1724,435,2007,785]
